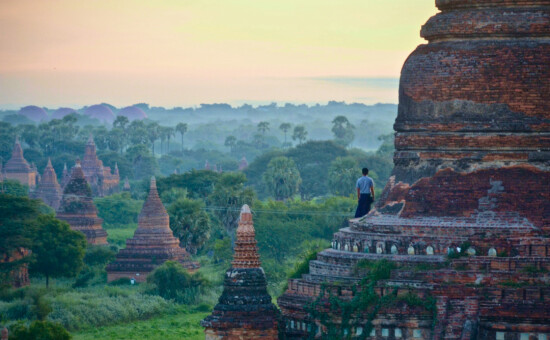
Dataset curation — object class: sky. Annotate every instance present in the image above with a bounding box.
[0,0,438,109]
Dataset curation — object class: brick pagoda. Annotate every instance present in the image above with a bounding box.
[278,0,550,338]
[106,177,198,282]
[81,135,119,196]
[31,158,62,210]
[202,205,280,340]
[56,159,108,245]
[2,137,36,189]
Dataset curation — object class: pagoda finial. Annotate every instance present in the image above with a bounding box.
[75,158,81,167]
[87,133,94,144]
[150,176,156,189]
[63,162,67,170]
[46,157,53,167]
[232,204,260,268]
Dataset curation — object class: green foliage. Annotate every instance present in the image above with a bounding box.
[212,237,232,264]
[209,172,255,234]
[287,140,347,199]
[331,115,355,147]
[156,170,220,200]
[328,156,360,196]
[83,246,116,268]
[262,156,301,200]
[146,261,208,304]
[167,198,211,254]
[71,307,208,340]
[0,194,42,286]
[30,215,87,287]
[46,289,169,331]
[9,320,71,340]
[95,193,143,227]
[0,179,29,197]
[288,245,324,279]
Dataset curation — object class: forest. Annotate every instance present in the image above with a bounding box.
[0,102,395,339]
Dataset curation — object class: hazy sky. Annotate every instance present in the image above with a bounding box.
[0,0,438,108]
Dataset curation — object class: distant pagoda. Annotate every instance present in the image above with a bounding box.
[31,158,62,210]
[122,176,131,192]
[2,137,36,189]
[238,156,248,171]
[56,159,108,245]
[81,135,119,196]
[106,177,198,282]
[201,205,280,339]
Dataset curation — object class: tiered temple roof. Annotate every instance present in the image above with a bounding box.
[2,137,36,188]
[106,177,198,282]
[56,160,108,245]
[81,135,119,196]
[31,158,62,210]
[278,0,550,338]
[202,205,280,339]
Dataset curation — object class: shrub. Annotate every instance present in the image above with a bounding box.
[146,261,208,304]
[9,320,71,340]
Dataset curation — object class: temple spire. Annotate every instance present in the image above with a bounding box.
[232,205,261,269]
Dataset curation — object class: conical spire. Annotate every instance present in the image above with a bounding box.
[56,158,107,244]
[107,175,198,281]
[232,205,261,268]
[5,136,31,172]
[87,133,95,145]
[41,158,59,185]
[114,162,119,175]
[138,176,168,228]
[31,157,62,210]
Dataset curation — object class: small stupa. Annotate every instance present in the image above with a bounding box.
[2,137,36,188]
[56,159,108,245]
[201,205,280,339]
[31,158,62,210]
[106,177,198,282]
[122,177,131,192]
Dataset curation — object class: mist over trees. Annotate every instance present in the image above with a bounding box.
[0,101,397,337]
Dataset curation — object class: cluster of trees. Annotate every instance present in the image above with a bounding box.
[0,194,87,288]
[245,136,394,201]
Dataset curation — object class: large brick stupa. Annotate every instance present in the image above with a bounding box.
[201,205,280,340]
[56,159,108,245]
[278,0,550,338]
[2,137,36,189]
[106,177,198,282]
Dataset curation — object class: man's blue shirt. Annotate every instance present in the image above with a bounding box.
[356,176,374,194]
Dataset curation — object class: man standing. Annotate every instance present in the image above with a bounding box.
[355,167,375,218]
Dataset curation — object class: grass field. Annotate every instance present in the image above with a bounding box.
[72,309,209,340]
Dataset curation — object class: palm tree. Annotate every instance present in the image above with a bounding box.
[292,125,308,145]
[176,123,188,153]
[166,127,175,153]
[147,122,160,155]
[257,121,270,135]
[224,135,237,153]
[279,122,291,145]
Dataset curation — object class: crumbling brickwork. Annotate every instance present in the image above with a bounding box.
[278,0,550,338]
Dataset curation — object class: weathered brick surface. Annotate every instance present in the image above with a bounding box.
[2,138,36,188]
[202,206,279,339]
[80,135,119,197]
[30,158,62,210]
[56,160,108,245]
[278,0,550,338]
[106,177,197,282]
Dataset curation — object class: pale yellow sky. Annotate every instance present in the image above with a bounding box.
[0,0,438,108]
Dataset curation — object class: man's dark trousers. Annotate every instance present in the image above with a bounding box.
[355,193,373,218]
